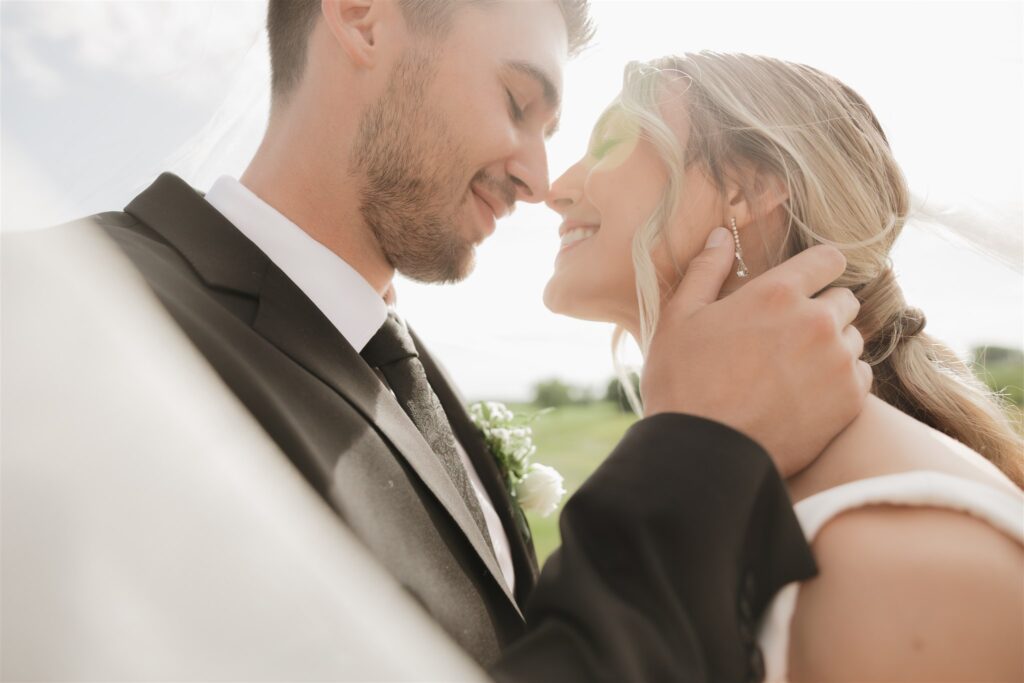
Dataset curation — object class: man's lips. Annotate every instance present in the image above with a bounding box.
[472,185,511,221]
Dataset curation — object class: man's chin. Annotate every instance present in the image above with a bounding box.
[396,246,476,285]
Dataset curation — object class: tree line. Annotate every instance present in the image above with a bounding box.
[530,345,1024,411]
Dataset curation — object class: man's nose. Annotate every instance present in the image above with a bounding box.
[507,137,550,204]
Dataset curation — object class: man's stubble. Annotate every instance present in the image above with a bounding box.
[350,51,478,284]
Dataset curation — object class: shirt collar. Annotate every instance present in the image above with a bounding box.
[205,175,388,352]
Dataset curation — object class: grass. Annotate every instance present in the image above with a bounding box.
[505,352,1024,565]
[509,401,639,565]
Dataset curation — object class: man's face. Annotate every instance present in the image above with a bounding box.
[350,1,568,284]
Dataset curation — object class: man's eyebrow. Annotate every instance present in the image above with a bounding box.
[502,61,562,139]
[545,117,560,140]
[502,61,560,109]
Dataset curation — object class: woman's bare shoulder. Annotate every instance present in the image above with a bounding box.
[787,504,1024,682]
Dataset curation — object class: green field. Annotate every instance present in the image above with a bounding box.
[506,343,1023,566]
[510,401,638,564]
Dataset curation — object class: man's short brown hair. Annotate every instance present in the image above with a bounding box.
[267,0,594,98]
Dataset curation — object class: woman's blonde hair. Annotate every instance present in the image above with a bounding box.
[613,52,1023,488]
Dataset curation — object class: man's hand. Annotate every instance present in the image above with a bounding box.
[641,227,871,477]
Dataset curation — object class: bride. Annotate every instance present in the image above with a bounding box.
[542,52,1024,682]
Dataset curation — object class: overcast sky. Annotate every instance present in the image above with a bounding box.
[3,1,1021,400]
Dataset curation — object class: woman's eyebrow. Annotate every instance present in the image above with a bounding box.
[589,108,618,145]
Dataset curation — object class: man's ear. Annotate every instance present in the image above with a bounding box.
[322,0,381,68]
[722,164,789,229]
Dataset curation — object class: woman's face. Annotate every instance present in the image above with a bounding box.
[542,103,728,333]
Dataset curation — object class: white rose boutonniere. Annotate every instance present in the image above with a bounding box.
[468,401,565,518]
[516,463,566,518]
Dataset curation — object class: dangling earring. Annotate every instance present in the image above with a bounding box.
[730,217,750,278]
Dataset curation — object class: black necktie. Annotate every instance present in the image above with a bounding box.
[361,314,493,548]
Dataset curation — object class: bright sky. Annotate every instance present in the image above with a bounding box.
[3,1,1021,400]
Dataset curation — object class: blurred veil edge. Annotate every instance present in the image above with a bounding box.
[907,193,1023,275]
[0,219,484,682]
[163,27,272,191]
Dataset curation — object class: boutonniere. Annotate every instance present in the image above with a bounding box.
[468,402,566,518]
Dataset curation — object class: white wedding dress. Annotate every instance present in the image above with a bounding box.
[756,470,1024,682]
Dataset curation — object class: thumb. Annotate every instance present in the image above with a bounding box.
[670,227,736,319]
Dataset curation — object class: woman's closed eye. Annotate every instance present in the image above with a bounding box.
[591,137,622,160]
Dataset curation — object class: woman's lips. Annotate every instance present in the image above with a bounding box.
[557,224,599,255]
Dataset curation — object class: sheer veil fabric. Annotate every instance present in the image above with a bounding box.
[165,28,271,193]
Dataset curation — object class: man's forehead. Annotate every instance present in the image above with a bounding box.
[465,0,568,87]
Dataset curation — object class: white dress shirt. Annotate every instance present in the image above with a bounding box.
[205,176,515,593]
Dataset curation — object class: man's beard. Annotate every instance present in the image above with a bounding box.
[349,52,478,284]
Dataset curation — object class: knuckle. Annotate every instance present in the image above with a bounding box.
[815,244,847,273]
[853,329,866,356]
[840,362,865,407]
[807,307,835,341]
[843,287,861,310]
[853,338,866,361]
[845,348,861,373]
[859,360,875,391]
[761,279,795,307]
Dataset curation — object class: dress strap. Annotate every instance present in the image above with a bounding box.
[758,470,1024,682]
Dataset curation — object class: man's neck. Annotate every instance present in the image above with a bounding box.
[239,131,395,298]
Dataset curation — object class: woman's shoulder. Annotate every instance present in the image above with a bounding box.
[787,501,1024,682]
[781,396,1024,681]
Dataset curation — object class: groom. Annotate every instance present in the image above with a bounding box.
[94,0,869,680]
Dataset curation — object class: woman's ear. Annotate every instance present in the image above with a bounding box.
[722,164,789,229]
[321,0,380,68]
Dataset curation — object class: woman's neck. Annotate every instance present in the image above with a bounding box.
[784,393,1019,504]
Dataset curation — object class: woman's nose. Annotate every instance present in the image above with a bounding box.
[545,162,585,214]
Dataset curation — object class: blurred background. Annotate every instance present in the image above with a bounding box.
[4,1,1022,559]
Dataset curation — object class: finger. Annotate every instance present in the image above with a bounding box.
[670,227,735,319]
[842,324,865,360]
[760,244,847,297]
[857,359,874,393]
[816,287,861,328]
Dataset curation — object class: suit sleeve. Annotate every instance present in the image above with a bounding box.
[490,413,817,683]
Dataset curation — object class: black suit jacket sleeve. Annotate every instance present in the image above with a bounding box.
[491,413,817,683]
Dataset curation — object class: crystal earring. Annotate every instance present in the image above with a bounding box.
[730,217,750,278]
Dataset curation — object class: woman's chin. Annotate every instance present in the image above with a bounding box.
[542,279,618,324]
[542,278,594,320]
[541,278,569,315]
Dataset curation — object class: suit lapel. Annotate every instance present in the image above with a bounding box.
[125,173,268,296]
[125,174,521,615]
[413,332,541,601]
[251,265,521,613]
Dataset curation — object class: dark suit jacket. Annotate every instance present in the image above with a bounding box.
[96,173,816,682]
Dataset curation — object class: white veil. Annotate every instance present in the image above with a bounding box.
[908,196,1023,274]
[164,27,272,192]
